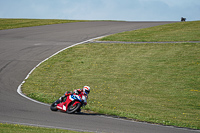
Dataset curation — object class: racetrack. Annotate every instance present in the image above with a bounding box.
[0,21,198,133]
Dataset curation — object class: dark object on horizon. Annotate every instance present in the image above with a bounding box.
[181,17,186,21]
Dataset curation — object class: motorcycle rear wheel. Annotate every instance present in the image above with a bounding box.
[66,101,81,114]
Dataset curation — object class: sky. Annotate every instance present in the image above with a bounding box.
[0,0,199,21]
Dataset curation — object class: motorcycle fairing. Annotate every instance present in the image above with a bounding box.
[56,94,82,112]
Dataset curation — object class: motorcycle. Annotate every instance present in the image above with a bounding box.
[50,92,87,114]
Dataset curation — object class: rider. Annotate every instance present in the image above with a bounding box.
[59,86,90,105]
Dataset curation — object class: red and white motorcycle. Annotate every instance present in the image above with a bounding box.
[50,92,87,114]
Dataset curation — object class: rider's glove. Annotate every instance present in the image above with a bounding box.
[59,95,65,102]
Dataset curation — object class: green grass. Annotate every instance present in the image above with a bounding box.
[23,42,200,129]
[0,18,88,30]
[0,123,88,133]
[21,21,200,129]
[99,21,200,42]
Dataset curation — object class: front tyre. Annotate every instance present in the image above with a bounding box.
[66,101,81,114]
[50,100,60,111]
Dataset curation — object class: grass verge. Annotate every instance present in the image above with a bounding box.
[0,18,88,30]
[22,21,200,129]
[99,21,200,42]
[22,42,200,129]
[0,123,89,133]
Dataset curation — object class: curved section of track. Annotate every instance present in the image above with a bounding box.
[0,21,198,133]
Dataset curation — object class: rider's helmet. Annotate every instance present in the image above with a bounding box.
[83,86,90,94]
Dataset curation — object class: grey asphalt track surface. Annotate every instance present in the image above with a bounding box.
[0,21,199,133]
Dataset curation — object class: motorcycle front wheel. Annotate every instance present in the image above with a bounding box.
[66,101,81,114]
[50,100,60,111]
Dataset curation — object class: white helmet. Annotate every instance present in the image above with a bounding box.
[83,86,90,94]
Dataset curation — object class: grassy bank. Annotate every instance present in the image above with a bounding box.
[0,18,88,30]
[99,21,200,42]
[22,21,200,129]
[0,123,88,133]
[23,42,200,129]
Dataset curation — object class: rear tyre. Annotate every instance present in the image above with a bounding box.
[66,101,81,114]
